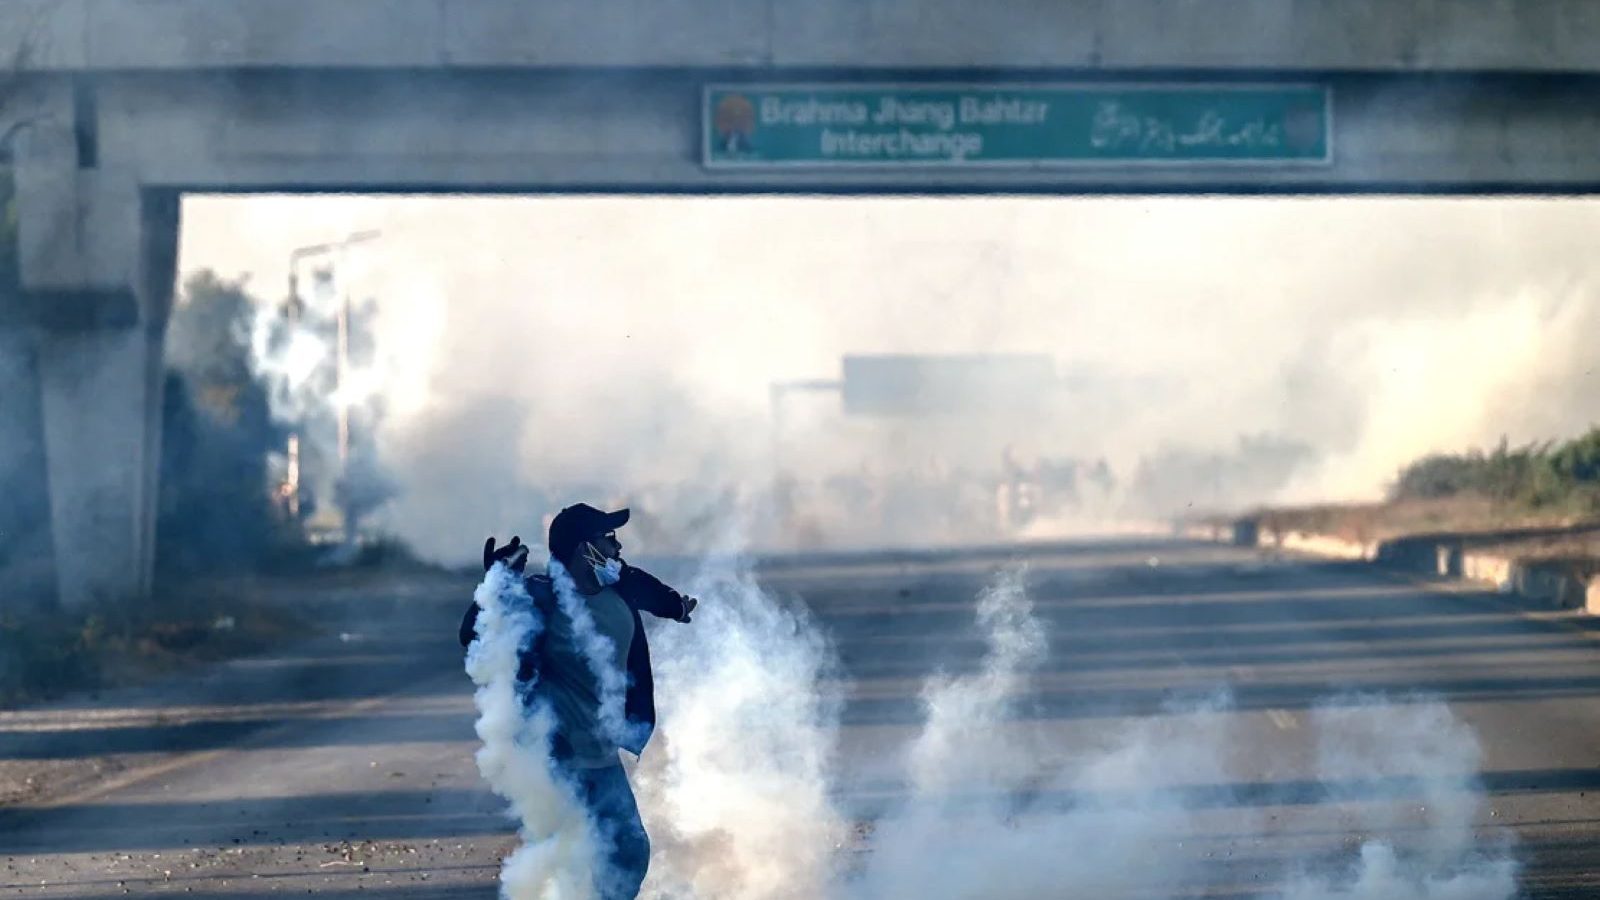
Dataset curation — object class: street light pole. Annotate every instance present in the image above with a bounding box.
[282,230,382,532]
[336,276,350,466]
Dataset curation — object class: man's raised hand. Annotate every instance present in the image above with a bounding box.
[483,536,529,574]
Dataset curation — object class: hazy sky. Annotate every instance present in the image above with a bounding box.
[177,195,1600,557]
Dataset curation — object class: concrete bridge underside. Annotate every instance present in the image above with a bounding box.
[4,0,1600,607]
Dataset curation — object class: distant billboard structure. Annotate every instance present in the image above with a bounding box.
[841,353,1057,416]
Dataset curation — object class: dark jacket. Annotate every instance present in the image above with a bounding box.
[459,564,693,758]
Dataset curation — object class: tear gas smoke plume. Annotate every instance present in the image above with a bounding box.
[631,519,847,899]
[469,550,1516,900]
[467,535,847,900]
[851,567,1515,900]
[466,564,598,899]
[850,567,1246,899]
[181,196,1600,555]
[548,558,638,752]
[246,252,397,537]
[1277,701,1517,900]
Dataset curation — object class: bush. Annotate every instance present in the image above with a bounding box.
[0,614,101,706]
[158,272,304,575]
[1390,427,1600,515]
[1391,454,1480,499]
[1550,428,1600,483]
[353,533,426,569]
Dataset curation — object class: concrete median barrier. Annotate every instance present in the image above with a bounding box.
[1462,552,1514,591]
[1510,559,1588,610]
[1458,554,1588,610]
[1279,531,1376,561]
[1436,542,1464,577]
[1373,536,1440,571]
[1174,515,1597,614]
[1230,518,1260,547]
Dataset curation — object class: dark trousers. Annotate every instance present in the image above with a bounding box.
[566,763,650,900]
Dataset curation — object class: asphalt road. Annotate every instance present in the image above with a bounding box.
[3,539,1599,898]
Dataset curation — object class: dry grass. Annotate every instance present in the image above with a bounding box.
[1246,496,1595,543]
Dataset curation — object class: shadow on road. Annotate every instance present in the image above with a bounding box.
[9,551,1599,758]
[9,764,1600,854]
[0,788,507,853]
[7,543,1600,900]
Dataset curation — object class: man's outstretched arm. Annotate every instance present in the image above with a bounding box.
[617,565,698,623]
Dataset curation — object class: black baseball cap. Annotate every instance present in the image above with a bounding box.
[548,503,630,561]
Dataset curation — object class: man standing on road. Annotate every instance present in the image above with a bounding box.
[459,503,699,900]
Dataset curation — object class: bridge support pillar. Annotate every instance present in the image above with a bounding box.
[0,330,54,608]
[13,114,177,609]
[34,324,167,608]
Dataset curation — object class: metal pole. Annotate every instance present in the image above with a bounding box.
[336,257,350,467]
[283,253,303,520]
[285,433,300,518]
[284,230,381,541]
[333,232,378,542]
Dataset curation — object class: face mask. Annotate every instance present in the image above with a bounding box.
[594,557,623,586]
[583,543,624,587]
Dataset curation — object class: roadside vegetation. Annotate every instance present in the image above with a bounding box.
[1391,429,1600,516]
[1239,427,1600,551]
[0,584,305,707]
[0,273,304,705]
[0,271,418,707]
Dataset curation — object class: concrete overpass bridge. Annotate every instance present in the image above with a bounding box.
[3,0,1600,608]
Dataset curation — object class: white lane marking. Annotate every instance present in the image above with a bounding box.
[1266,709,1299,730]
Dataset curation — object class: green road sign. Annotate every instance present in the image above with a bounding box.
[704,84,1330,168]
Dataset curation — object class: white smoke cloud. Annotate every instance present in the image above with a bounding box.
[250,321,328,424]
[849,568,1239,900]
[179,195,1600,552]
[905,564,1045,796]
[467,535,847,900]
[848,568,1515,900]
[469,547,1518,900]
[547,557,640,752]
[465,564,599,900]
[632,520,848,899]
[1278,843,1517,900]
[1274,700,1519,900]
